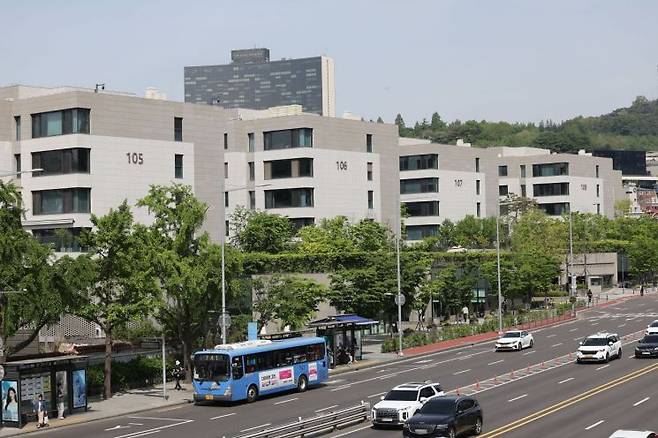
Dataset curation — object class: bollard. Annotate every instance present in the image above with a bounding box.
[475,381,480,390]
[568,352,572,360]
[456,387,460,396]
[494,376,498,385]
[510,370,515,379]
[541,361,545,369]
[526,365,530,374]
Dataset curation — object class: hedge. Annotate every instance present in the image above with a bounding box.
[87,356,164,395]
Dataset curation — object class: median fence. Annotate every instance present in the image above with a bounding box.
[229,402,371,438]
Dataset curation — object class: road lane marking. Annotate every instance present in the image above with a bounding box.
[523,350,536,356]
[368,391,386,399]
[585,420,604,430]
[315,404,339,413]
[547,334,557,338]
[327,379,345,384]
[591,323,599,325]
[453,369,471,375]
[114,418,194,438]
[488,360,504,366]
[569,328,579,332]
[551,343,563,347]
[273,397,298,405]
[128,423,144,426]
[558,377,574,384]
[414,359,433,364]
[634,397,650,406]
[106,426,131,431]
[596,364,610,371]
[240,423,272,433]
[125,432,159,438]
[210,413,236,420]
[508,394,528,402]
[331,384,353,391]
[332,424,373,437]
[619,324,627,327]
[573,337,582,341]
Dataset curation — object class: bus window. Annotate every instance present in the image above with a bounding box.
[244,355,257,374]
[232,356,244,380]
[194,353,230,382]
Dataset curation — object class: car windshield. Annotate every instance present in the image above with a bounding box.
[582,338,608,347]
[503,332,521,338]
[642,335,658,343]
[384,390,418,401]
[194,353,230,381]
[650,322,658,328]
[418,398,456,415]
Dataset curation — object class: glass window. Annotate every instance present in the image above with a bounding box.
[596,204,601,215]
[537,202,570,216]
[520,165,526,178]
[368,190,374,209]
[32,148,90,176]
[498,165,508,177]
[532,162,569,177]
[248,161,255,181]
[174,117,183,142]
[399,154,438,171]
[366,134,373,153]
[367,162,373,181]
[14,154,21,179]
[248,133,255,152]
[32,108,89,138]
[264,188,314,208]
[476,202,481,218]
[405,201,439,217]
[32,227,89,252]
[406,225,439,240]
[596,184,600,197]
[224,192,229,207]
[290,217,314,229]
[224,133,228,149]
[595,165,600,178]
[263,128,313,150]
[476,180,480,195]
[419,387,435,399]
[225,220,229,237]
[400,178,439,194]
[475,157,480,172]
[224,162,228,179]
[499,185,508,196]
[265,158,313,179]
[533,183,569,196]
[32,188,91,215]
[14,116,21,141]
[521,184,526,197]
[175,154,183,179]
[249,191,255,209]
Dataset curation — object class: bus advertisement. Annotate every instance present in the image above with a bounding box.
[192,337,328,404]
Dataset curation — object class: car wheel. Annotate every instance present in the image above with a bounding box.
[297,375,308,392]
[474,417,483,435]
[576,358,582,364]
[517,342,522,350]
[617,348,622,360]
[604,353,610,363]
[447,427,456,438]
[529,339,534,348]
[246,384,258,403]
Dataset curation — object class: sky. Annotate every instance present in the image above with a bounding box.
[2,0,658,125]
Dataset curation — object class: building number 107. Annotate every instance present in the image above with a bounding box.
[127,153,144,165]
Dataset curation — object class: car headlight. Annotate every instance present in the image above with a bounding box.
[653,347,658,351]
[435,424,448,429]
[223,387,231,396]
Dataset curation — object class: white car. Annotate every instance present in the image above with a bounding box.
[577,332,622,363]
[372,382,444,427]
[495,330,534,351]
[645,320,658,335]
[609,431,656,438]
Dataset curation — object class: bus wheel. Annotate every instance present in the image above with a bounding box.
[297,375,308,393]
[246,385,258,403]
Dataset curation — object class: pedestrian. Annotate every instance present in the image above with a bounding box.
[641,285,645,296]
[57,383,65,420]
[587,290,593,307]
[173,360,183,391]
[35,394,48,429]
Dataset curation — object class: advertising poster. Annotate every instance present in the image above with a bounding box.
[1,380,19,423]
[73,370,86,409]
[258,367,294,391]
[308,363,318,382]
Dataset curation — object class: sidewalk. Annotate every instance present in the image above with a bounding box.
[0,385,193,437]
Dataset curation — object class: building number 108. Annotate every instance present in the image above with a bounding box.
[127,153,144,165]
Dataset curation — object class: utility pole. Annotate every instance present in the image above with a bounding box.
[396,214,403,357]
[496,206,503,335]
[569,212,576,315]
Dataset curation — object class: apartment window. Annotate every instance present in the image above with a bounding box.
[264,158,313,179]
[264,188,314,208]
[248,161,255,181]
[32,108,89,138]
[405,201,439,217]
[225,220,229,237]
[399,154,438,171]
[290,217,315,229]
[248,133,255,152]
[596,184,600,197]
[175,154,184,179]
[400,178,439,194]
[476,180,481,195]
[249,191,256,209]
[498,165,508,177]
[32,188,91,215]
[476,202,481,218]
[368,191,374,209]
[475,157,480,173]
[406,225,439,241]
[521,184,527,197]
[32,227,89,252]
[174,117,183,142]
[367,162,373,181]
[532,162,569,177]
[32,148,90,177]
[224,162,228,179]
[14,154,21,179]
[538,202,570,216]
[224,133,228,150]
[596,165,600,178]
[14,116,21,141]
[263,128,312,150]
[533,182,570,197]
[499,185,509,196]
[520,165,526,178]
[224,192,229,208]
[366,134,373,153]
[596,204,601,215]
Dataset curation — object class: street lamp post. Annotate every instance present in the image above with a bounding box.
[496,213,503,335]
[396,217,403,357]
[569,211,576,315]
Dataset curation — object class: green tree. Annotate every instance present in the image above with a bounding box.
[253,275,326,331]
[431,112,446,130]
[376,116,384,124]
[229,206,293,253]
[75,201,159,399]
[628,234,658,287]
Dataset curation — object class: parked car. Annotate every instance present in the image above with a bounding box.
[372,382,444,427]
[635,335,658,358]
[495,330,534,352]
[609,431,656,438]
[577,333,622,363]
[645,320,658,335]
[403,395,483,438]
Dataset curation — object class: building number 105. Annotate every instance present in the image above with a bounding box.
[336,161,348,170]
[127,153,144,165]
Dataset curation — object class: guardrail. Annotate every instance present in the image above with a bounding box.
[228,402,371,438]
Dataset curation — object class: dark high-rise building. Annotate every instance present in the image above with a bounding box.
[592,150,647,175]
[184,49,335,116]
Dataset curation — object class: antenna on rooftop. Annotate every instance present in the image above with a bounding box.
[95,83,105,93]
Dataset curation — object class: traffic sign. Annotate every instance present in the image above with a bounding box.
[395,294,406,306]
[218,312,232,329]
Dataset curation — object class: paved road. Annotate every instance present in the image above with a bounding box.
[37,295,658,438]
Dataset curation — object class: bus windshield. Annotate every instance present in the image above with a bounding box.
[194,353,230,382]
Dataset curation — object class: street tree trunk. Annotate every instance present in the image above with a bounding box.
[104,328,112,399]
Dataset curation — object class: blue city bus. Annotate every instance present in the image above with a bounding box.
[192,337,329,403]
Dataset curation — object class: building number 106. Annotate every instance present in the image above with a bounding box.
[127,153,144,165]
[336,161,348,170]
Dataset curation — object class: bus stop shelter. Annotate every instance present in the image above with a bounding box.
[0,355,88,428]
[308,314,378,368]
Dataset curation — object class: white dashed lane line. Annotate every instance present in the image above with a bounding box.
[453,369,471,375]
[551,343,563,347]
[547,334,557,338]
[508,394,528,402]
[210,413,236,420]
[368,392,386,399]
[558,377,574,384]
[522,351,536,356]
[240,423,272,433]
[596,364,610,371]
[569,328,579,332]
[316,404,339,413]
[634,397,650,407]
[273,397,298,405]
[585,420,604,430]
[488,360,504,366]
